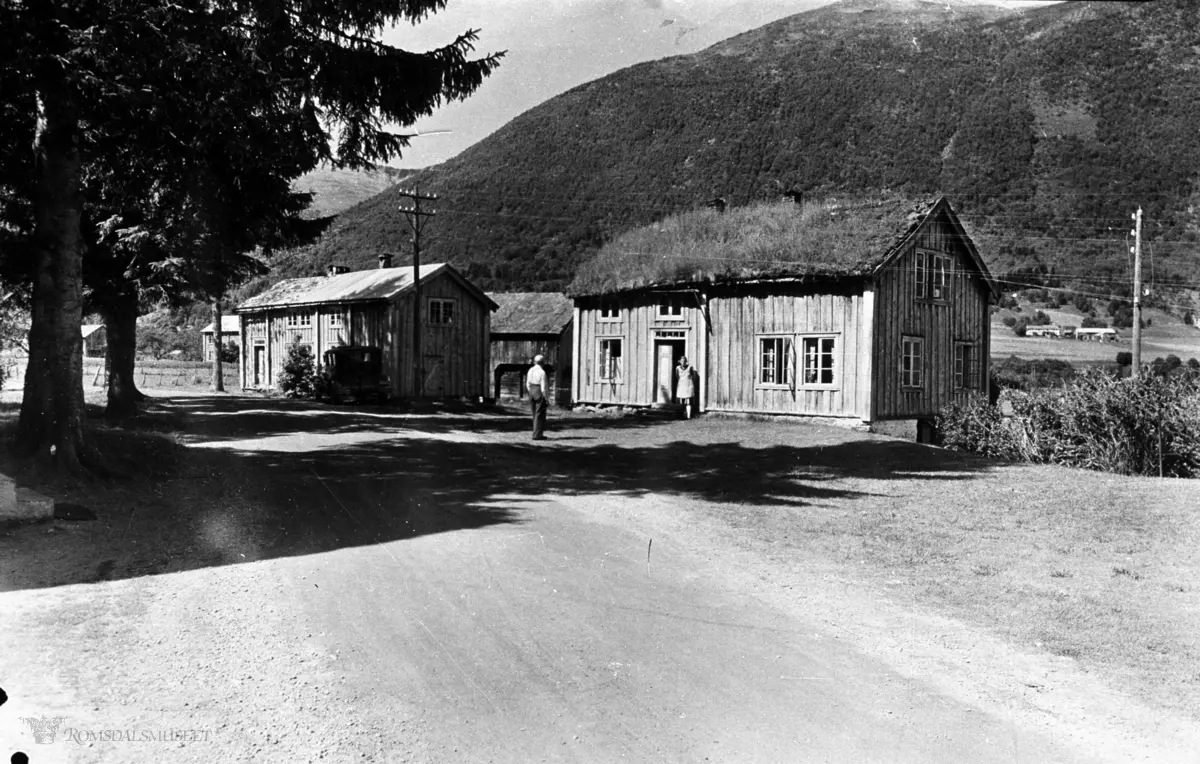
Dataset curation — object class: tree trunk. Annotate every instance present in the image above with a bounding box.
[102,288,145,418]
[211,297,225,392]
[14,70,88,472]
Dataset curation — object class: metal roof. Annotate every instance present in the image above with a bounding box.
[235,263,498,312]
[488,292,574,335]
[200,316,240,334]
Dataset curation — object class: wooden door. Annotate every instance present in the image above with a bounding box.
[253,345,266,386]
[655,343,674,403]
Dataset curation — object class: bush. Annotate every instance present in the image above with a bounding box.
[1184,310,1194,325]
[219,341,239,364]
[1030,310,1052,326]
[938,369,1200,477]
[1072,295,1092,313]
[1081,315,1108,329]
[992,355,1075,391]
[1011,318,1028,337]
[1002,316,1017,328]
[1115,351,1132,366]
[277,342,317,398]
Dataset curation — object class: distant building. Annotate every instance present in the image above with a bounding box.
[1074,327,1119,342]
[200,316,240,361]
[235,259,497,398]
[487,292,574,406]
[1025,324,1062,338]
[81,324,106,358]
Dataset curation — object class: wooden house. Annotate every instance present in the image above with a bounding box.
[487,292,574,405]
[569,196,999,432]
[81,324,106,359]
[235,259,497,398]
[200,316,241,361]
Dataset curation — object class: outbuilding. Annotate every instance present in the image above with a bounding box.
[487,292,574,406]
[569,196,999,436]
[200,316,241,361]
[235,258,497,398]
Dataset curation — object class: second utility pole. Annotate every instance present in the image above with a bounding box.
[399,187,437,398]
[1131,207,1143,380]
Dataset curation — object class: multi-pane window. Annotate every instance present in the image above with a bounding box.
[598,338,623,382]
[657,296,684,319]
[954,342,980,389]
[760,337,791,386]
[429,298,455,325]
[902,336,924,388]
[286,312,312,327]
[801,336,836,386]
[599,299,620,321]
[915,251,951,301]
[329,311,342,328]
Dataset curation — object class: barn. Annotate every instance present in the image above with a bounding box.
[81,324,106,359]
[235,258,497,398]
[487,292,574,406]
[569,196,999,434]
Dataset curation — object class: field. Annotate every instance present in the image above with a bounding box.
[989,303,1200,365]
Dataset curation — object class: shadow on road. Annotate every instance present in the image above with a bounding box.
[0,394,995,592]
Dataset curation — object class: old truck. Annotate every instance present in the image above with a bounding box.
[318,346,391,404]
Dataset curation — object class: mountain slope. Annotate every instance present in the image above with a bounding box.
[276,0,1200,304]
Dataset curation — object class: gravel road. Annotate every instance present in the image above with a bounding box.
[2,395,1197,763]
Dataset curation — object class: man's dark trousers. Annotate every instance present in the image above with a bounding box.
[529,384,548,439]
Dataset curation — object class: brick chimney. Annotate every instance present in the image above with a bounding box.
[378,253,393,269]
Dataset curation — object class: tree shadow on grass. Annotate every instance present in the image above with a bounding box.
[0,394,995,592]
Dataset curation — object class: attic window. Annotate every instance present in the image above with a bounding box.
[915,251,951,301]
[429,298,455,326]
[599,299,620,321]
[657,296,685,320]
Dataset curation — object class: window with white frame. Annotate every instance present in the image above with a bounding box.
[599,299,620,321]
[759,336,792,387]
[598,338,623,382]
[914,251,951,301]
[286,312,311,328]
[801,336,837,386]
[954,342,980,389]
[657,296,685,320]
[428,298,455,325]
[329,311,342,328]
[902,336,924,388]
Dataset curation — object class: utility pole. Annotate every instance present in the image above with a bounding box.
[1131,207,1143,380]
[398,187,437,398]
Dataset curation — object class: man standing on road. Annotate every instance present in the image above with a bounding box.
[527,354,549,440]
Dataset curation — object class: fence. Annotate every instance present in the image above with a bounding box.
[3,357,240,391]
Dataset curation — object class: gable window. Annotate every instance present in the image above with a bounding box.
[902,336,924,388]
[599,299,620,321]
[759,336,792,387]
[598,338,623,382]
[429,298,455,325]
[954,342,980,390]
[801,336,837,386]
[657,296,685,320]
[915,251,951,301]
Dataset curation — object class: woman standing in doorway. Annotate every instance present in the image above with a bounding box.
[675,356,696,419]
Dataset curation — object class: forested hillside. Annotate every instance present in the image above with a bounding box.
[260,0,1200,310]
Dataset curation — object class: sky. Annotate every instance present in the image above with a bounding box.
[381,0,1061,169]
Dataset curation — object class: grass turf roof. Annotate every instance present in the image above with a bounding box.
[570,195,943,296]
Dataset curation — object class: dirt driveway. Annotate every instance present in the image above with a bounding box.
[1,394,1197,763]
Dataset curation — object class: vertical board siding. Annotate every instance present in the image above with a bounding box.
[237,271,491,397]
[705,286,865,418]
[872,212,991,419]
[575,294,703,406]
